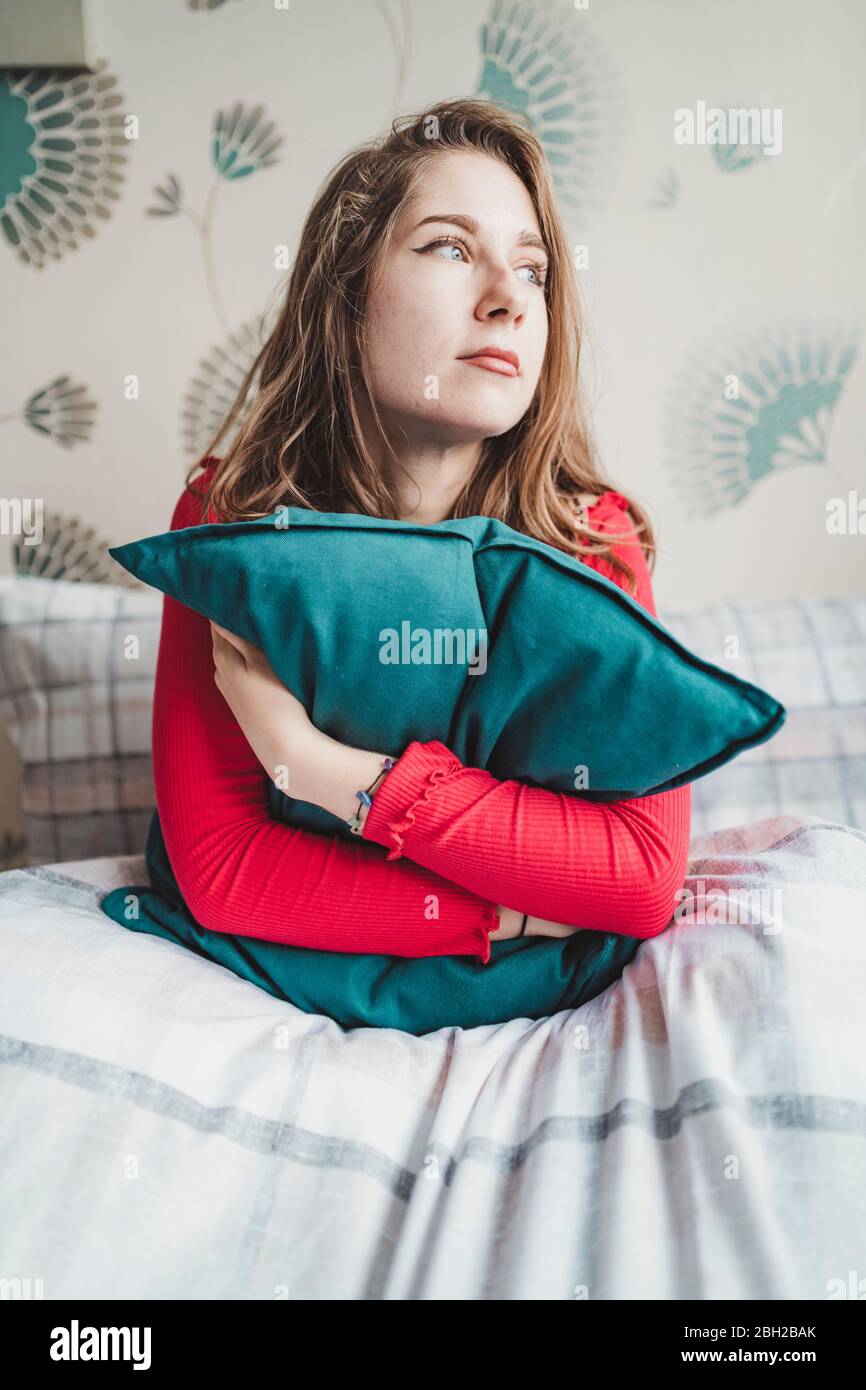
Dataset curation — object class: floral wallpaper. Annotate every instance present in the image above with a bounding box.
[1,0,864,601]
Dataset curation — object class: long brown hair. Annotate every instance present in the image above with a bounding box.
[185,98,655,593]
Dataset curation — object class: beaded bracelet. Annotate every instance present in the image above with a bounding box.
[347,756,395,835]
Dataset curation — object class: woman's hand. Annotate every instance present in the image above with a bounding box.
[210,620,322,798]
[210,620,393,823]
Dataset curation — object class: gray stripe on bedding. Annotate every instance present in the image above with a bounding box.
[0,1033,416,1199]
[0,866,108,912]
[2,1034,865,1201]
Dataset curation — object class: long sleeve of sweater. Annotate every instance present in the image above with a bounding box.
[152,460,690,964]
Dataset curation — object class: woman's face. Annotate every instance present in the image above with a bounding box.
[362,149,550,449]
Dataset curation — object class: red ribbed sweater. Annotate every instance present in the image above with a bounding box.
[152,459,691,965]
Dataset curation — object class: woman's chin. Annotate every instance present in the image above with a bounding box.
[424,404,525,442]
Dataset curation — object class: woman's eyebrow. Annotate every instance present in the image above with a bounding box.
[411,212,549,257]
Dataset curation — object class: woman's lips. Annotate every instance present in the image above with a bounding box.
[459,355,519,377]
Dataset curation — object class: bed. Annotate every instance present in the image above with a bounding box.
[1,576,865,1299]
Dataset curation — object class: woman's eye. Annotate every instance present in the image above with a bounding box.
[422,235,470,262]
[419,236,548,287]
[517,262,548,287]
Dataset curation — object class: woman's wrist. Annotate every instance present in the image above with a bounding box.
[491,905,524,938]
[285,726,394,825]
[491,908,580,940]
[526,915,580,938]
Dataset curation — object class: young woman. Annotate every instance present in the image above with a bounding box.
[153,98,691,966]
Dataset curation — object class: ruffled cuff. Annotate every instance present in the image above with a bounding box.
[360,739,467,862]
[361,741,501,964]
[477,901,501,966]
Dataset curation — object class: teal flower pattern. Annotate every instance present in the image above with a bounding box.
[147,173,184,218]
[711,142,764,174]
[211,103,283,179]
[663,321,860,515]
[0,58,129,269]
[16,374,97,448]
[14,512,138,586]
[148,102,283,334]
[647,170,680,209]
[475,0,624,214]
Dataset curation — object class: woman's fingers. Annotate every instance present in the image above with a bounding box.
[211,620,252,654]
[229,625,263,660]
[210,620,247,670]
[211,619,241,648]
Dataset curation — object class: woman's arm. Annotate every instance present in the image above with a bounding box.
[151,471,501,962]
[361,742,691,940]
[206,622,540,942]
[358,495,692,940]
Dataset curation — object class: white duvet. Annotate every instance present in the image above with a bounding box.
[1,813,864,1300]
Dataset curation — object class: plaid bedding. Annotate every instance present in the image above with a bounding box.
[1,812,865,1298]
[0,576,158,863]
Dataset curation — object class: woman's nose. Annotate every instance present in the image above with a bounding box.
[476,275,527,323]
